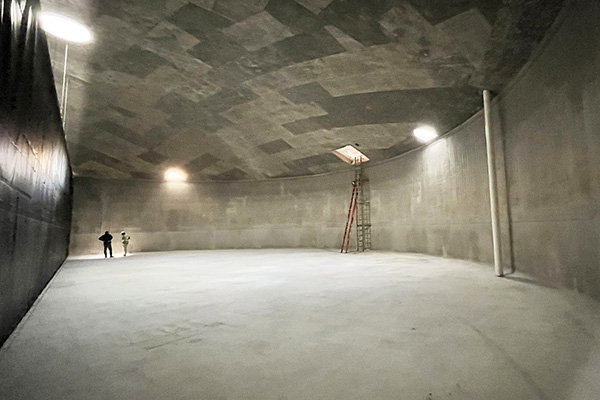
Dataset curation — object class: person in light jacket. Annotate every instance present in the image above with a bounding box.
[121,231,131,256]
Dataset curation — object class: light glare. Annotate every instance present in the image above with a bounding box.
[164,168,187,182]
[413,126,438,143]
[38,12,93,44]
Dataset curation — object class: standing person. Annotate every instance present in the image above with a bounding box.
[121,231,131,256]
[98,231,113,258]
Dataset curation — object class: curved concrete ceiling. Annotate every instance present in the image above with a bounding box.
[41,0,564,181]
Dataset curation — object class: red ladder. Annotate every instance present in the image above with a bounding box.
[341,180,359,253]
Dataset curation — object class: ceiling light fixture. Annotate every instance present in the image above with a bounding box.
[38,12,93,44]
[164,168,187,182]
[38,12,93,132]
[413,126,438,144]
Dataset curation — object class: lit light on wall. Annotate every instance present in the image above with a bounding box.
[38,12,93,43]
[413,126,439,144]
[164,168,187,182]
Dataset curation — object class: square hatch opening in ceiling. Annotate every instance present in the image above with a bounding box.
[332,145,370,165]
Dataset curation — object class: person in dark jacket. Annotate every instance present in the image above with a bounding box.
[98,231,113,258]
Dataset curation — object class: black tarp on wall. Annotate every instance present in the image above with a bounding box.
[0,0,72,346]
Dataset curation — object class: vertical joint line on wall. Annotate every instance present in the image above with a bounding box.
[60,43,69,130]
[483,90,504,277]
[63,76,69,133]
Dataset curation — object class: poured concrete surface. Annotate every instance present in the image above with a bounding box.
[41,0,564,180]
[1,250,600,400]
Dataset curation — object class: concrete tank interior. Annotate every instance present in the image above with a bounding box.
[1,0,600,398]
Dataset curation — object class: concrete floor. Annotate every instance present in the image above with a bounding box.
[1,250,600,400]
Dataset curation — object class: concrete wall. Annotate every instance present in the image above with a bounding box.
[0,1,72,346]
[70,170,353,255]
[368,0,600,296]
[366,111,511,268]
[71,0,600,297]
[498,0,600,294]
